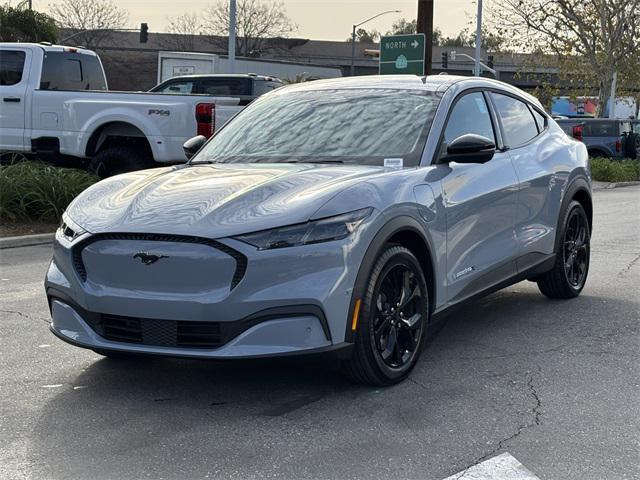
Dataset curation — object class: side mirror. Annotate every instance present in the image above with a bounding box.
[442,134,496,164]
[183,135,207,160]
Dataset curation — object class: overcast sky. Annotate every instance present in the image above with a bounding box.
[31,0,475,41]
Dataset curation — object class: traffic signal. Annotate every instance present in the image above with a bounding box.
[441,51,448,70]
[487,55,494,69]
[140,23,148,43]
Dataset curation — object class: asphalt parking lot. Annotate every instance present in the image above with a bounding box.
[1,185,638,480]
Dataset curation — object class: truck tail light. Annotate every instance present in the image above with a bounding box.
[615,139,622,152]
[572,125,583,141]
[195,103,215,138]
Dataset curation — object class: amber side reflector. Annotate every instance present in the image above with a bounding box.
[351,299,362,331]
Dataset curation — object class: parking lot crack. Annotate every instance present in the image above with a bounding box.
[452,372,543,479]
[619,253,640,276]
[0,309,49,323]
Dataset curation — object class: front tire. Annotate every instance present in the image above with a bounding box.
[342,245,429,386]
[537,200,590,299]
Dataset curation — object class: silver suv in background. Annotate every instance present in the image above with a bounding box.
[149,73,284,105]
[556,118,637,159]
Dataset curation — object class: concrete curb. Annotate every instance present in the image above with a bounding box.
[592,180,640,190]
[0,233,55,249]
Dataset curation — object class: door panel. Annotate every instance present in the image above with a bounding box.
[441,154,519,303]
[490,93,559,263]
[0,48,30,151]
[438,91,519,304]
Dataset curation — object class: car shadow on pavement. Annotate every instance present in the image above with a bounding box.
[27,286,636,479]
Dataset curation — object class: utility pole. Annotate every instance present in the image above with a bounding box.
[28,0,32,9]
[474,0,483,76]
[416,0,433,75]
[228,0,237,73]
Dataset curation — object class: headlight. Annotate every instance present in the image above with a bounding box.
[234,207,373,250]
[58,212,86,242]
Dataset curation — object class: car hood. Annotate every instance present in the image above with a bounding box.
[67,163,389,238]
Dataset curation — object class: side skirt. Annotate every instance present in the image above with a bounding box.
[429,253,556,327]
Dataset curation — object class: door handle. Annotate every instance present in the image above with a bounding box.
[3,97,21,102]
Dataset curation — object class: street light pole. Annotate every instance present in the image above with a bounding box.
[474,0,483,76]
[228,0,237,74]
[350,9,401,77]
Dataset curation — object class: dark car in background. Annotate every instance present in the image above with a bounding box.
[556,118,637,159]
[149,73,284,105]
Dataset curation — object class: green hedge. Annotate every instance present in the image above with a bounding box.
[590,157,640,183]
[0,160,98,223]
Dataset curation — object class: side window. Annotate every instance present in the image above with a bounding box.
[253,80,283,96]
[0,50,26,86]
[443,91,495,146]
[39,52,105,90]
[157,81,194,94]
[200,78,251,96]
[491,93,539,147]
[531,108,547,133]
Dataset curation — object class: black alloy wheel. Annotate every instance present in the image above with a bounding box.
[562,207,590,289]
[342,245,429,386]
[372,264,425,369]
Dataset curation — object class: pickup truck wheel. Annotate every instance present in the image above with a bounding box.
[88,145,154,178]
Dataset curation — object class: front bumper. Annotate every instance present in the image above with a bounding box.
[49,299,350,359]
[45,219,378,358]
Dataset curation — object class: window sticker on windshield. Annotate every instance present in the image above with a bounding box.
[384,158,403,169]
[475,97,488,114]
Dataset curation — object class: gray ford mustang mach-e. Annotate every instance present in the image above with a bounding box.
[46,75,592,386]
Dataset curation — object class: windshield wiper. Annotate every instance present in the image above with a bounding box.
[281,159,346,164]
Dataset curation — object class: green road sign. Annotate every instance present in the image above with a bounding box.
[379,33,426,75]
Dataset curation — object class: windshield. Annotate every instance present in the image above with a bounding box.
[192,88,441,167]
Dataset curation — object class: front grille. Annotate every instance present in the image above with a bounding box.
[72,232,247,289]
[100,314,224,349]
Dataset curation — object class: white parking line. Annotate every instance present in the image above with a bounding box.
[443,453,541,480]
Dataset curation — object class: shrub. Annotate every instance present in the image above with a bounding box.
[0,160,98,223]
[590,157,640,183]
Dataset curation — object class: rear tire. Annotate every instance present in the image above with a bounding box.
[625,133,640,159]
[342,245,429,386]
[537,200,590,299]
[88,145,155,178]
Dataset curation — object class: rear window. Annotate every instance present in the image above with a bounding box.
[40,52,106,91]
[0,50,26,86]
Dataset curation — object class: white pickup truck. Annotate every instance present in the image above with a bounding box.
[0,43,243,176]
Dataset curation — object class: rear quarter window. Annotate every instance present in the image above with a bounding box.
[582,122,616,137]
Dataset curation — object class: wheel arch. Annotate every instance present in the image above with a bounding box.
[85,121,151,157]
[345,215,437,343]
[554,177,593,253]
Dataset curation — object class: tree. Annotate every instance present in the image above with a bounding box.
[202,0,296,56]
[0,1,58,43]
[163,12,202,51]
[347,28,379,43]
[47,0,128,49]
[490,0,640,115]
[386,18,417,35]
